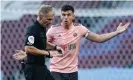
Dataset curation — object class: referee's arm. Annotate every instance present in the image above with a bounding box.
[25,27,50,56]
[46,42,56,50]
[25,46,50,56]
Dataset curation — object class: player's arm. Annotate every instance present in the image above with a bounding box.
[46,27,64,56]
[85,31,119,43]
[85,22,130,43]
[46,27,59,50]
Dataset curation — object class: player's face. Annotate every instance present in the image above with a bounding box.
[41,11,55,27]
[61,10,74,27]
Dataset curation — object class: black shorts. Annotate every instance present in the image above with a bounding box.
[51,71,78,80]
[24,64,55,80]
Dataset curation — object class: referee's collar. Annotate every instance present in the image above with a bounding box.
[35,20,46,29]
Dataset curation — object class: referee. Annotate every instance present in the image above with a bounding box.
[23,5,58,80]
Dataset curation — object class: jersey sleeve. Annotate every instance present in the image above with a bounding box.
[46,27,54,43]
[78,24,90,37]
[25,27,36,46]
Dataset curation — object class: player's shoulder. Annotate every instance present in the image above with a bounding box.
[47,24,61,33]
[51,23,61,28]
[73,23,82,26]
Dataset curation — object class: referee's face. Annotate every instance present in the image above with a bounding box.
[61,10,74,27]
[41,11,55,27]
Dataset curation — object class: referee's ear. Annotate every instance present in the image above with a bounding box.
[39,15,42,20]
[38,12,43,20]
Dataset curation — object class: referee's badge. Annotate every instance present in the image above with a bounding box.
[28,36,34,44]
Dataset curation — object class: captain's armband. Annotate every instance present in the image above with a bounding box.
[84,32,90,39]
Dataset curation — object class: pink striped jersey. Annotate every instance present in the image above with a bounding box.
[46,23,89,73]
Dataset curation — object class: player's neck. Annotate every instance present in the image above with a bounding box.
[64,25,69,30]
[62,23,73,30]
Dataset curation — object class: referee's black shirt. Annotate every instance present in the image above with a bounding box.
[25,20,47,65]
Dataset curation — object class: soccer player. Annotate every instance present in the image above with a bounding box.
[13,5,130,80]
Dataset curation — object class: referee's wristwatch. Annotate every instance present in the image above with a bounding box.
[47,51,53,58]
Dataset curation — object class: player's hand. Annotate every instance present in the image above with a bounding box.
[116,22,130,34]
[50,45,64,57]
[55,46,64,56]
[13,50,27,60]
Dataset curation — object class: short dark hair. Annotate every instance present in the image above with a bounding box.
[61,5,74,13]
